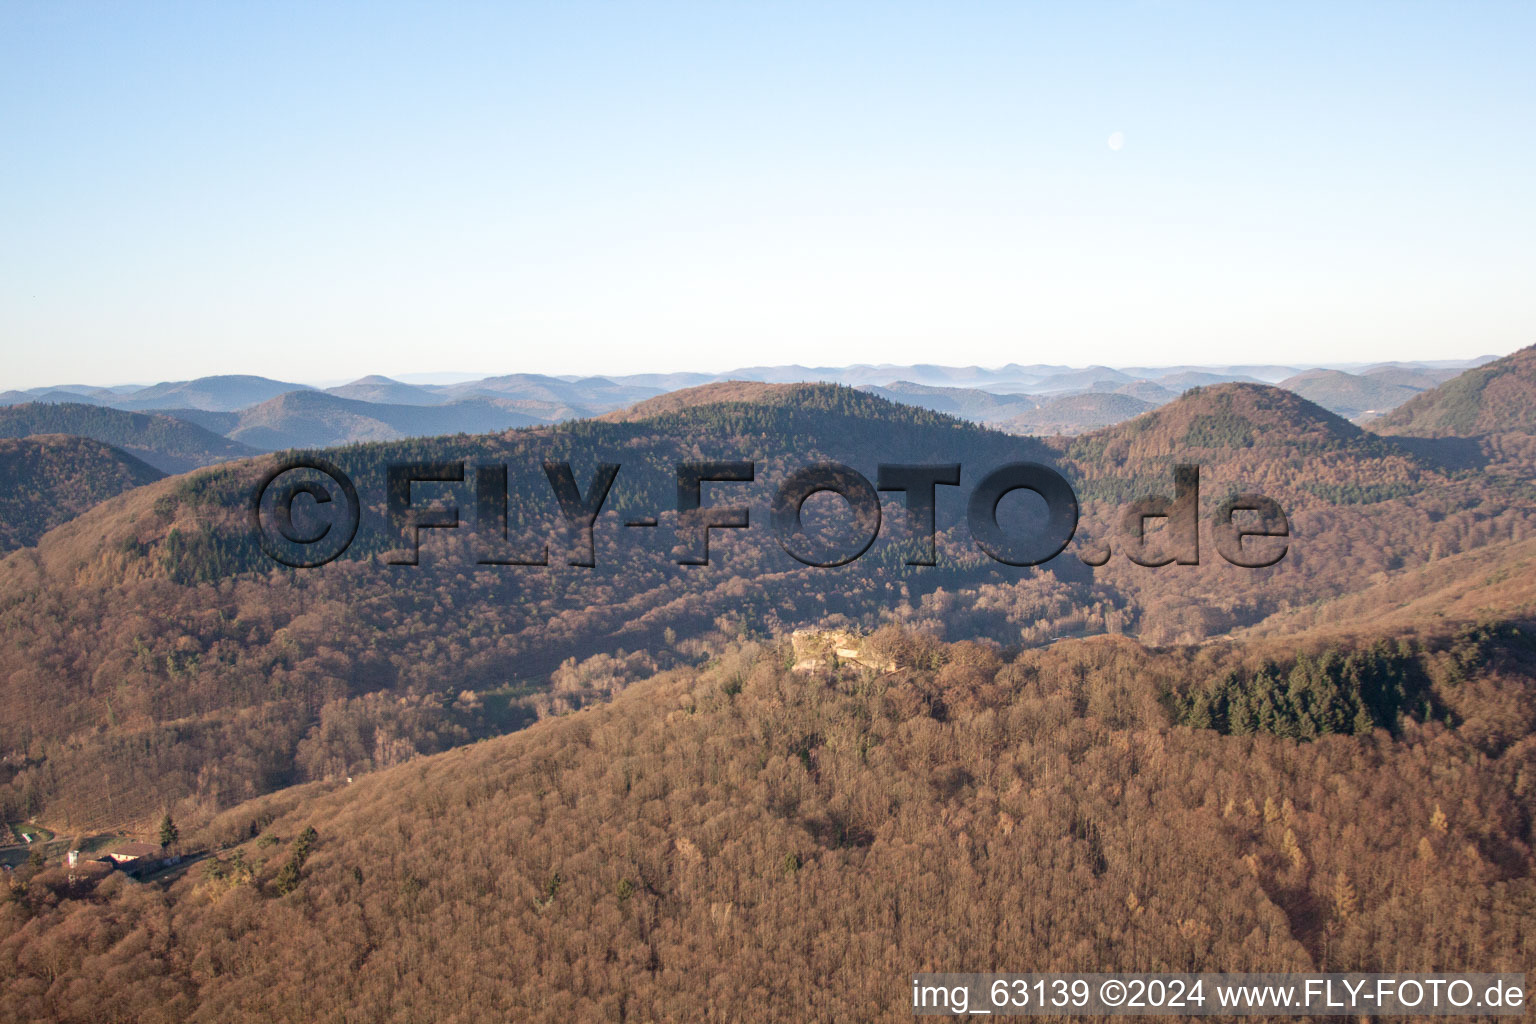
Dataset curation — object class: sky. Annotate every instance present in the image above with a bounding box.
[2,1,1533,389]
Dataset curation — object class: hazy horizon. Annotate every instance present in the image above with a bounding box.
[2,346,1512,395]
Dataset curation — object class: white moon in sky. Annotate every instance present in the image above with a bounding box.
[1107,131,1125,151]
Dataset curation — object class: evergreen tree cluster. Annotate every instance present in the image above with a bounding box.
[1176,642,1435,739]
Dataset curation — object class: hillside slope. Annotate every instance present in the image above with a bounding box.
[1374,344,1536,436]
[1047,382,1536,644]
[1278,369,1422,421]
[857,381,1039,424]
[599,380,813,421]
[323,375,445,405]
[0,435,164,551]
[1001,393,1155,435]
[219,390,542,449]
[1240,531,1536,640]
[3,382,1533,830]
[0,386,1068,827]
[112,375,312,412]
[1,627,1531,1021]
[0,403,258,473]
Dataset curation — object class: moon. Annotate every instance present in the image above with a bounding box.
[1107,131,1125,151]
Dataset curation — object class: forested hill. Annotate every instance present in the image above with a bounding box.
[2,380,1533,832]
[28,382,1022,584]
[1060,381,1427,504]
[1239,531,1536,640]
[0,385,1062,828]
[0,435,164,552]
[2,623,1532,1021]
[1374,343,1536,437]
[209,390,545,449]
[1073,382,1373,457]
[1053,380,1536,643]
[598,379,817,420]
[0,402,258,473]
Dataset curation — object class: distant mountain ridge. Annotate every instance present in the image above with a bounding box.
[858,382,1039,424]
[323,375,446,406]
[217,391,543,449]
[109,374,315,411]
[1001,392,1156,435]
[1278,368,1424,421]
[0,402,259,473]
[0,352,1507,454]
[5,353,1495,415]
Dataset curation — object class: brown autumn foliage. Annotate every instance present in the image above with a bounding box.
[0,435,163,552]
[1375,344,1536,437]
[1,625,1532,1022]
[3,356,1536,1020]
[3,380,1536,832]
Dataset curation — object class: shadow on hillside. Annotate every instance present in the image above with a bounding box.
[1386,435,1487,471]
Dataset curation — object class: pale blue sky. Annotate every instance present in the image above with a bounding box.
[3,1,1533,388]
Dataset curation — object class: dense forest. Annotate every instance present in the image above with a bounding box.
[1376,345,1536,437]
[1,620,1532,1022]
[0,403,257,474]
[0,386,1069,826]
[1,352,1535,1020]
[0,436,163,552]
[3,379,1536,828]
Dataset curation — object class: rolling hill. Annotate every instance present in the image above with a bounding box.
[0,385,1075,828]
[213,391,544,449]
[1359,364,1460,390]
[1110,379,1178,404]
[0,388,108,406]
[4,379,1532,833]
[110,375,313,412]
[438,373,664,419]
[1072,382,1370,458]
[1023,365,1134,393]
[2,375,1536,1020]
[1041,381,1536,644]
[0,434,164,551]
[1373,343,1536,436]
[1278,368,1424,421]
[1150,369,1263,390]
[598,380,815,421]
[1000,392,1156,435]
[323,375,446,406]
[857,381,1039,424]
[0,403,259,473]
